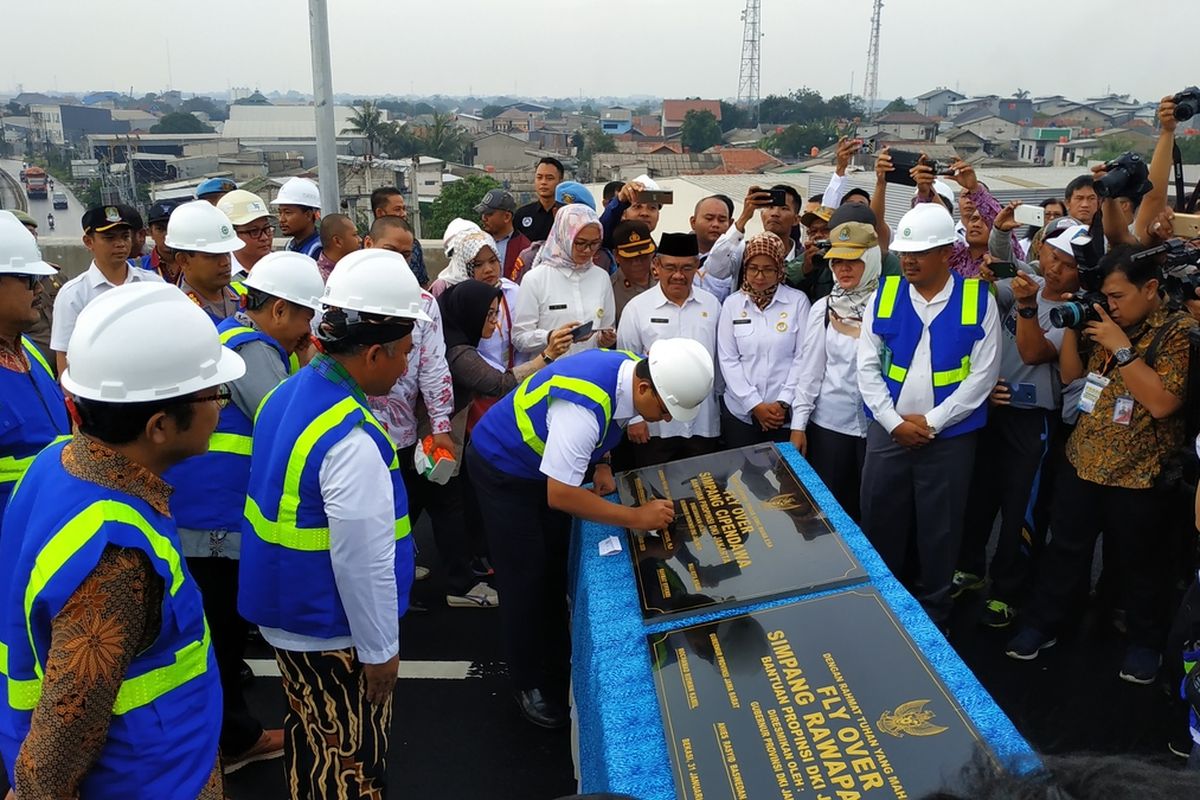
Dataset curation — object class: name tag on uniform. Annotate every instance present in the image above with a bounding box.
[548,303,568,311]
[650,317,669,324]
[732,318,752,325]
[1078,372,1110,415]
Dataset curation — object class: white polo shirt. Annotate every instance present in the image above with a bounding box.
[617,284,721,439]
[50,261,164,352]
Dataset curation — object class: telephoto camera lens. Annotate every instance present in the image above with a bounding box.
[1049,300,1090,330]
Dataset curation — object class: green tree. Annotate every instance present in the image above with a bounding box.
[884,97,914,113]
[343,100,389,157]
[413,102,436,117]
[149,112,213,134]
[680,110,723,152]
[180,96,227,121]
[763,123,836,158]
[575,127,617,182]
[1090,137,1155,163]
[380,113,470,162]
[425,174,501,239]
[480,104,505,119]
[719,101,751,132]
[1178,136,1200,164]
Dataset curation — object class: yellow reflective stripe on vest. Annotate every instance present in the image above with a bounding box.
[21,338,54,379]
[208,432,253,456]
[231,281,247,297]
[513,375,614,456]
[288,352,300,375]
[961,279,981,326]
[885,363,908,383]
[247,396,406,551]
[2,625,211,714]
[23,501,187,680]
[218,325,254,345]
[0,435,72,486]
[876,276,902,320]
[932,355,972,388]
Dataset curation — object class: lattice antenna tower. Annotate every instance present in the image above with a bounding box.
[737,0,762,121]
[863,0,883,118]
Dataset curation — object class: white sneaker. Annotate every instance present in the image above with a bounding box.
[414,565,431,581]
[447,581,499,608]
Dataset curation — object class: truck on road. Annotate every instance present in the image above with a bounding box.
[25,167,48,200]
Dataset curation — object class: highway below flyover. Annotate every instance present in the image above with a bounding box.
[0,158,86,239]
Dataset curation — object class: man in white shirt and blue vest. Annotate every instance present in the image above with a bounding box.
[239,249,428,799]
[856,203,1001,630]
[466,338,714,729]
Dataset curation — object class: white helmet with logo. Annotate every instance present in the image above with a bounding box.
[63,282,245,402]
[270,177,321,209]
[241,252,325,310]
[647,338,714,423]
[323,249,432,322]
[889,204,959,253]
[0,213,55,275]
[166,201,245,253]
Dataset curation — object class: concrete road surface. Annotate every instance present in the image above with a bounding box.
[0,158,86,239]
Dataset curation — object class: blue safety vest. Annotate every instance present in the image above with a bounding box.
[287,231,323,260]
[0,336,71,527]
[239,364,414,638]
[868,274,989,439]
[166,318,294,533]
[471,349,639,481]
[0,441,220,798]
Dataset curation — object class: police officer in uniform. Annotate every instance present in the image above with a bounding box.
[168,201,245,324]
[0,282,245,799]
[239,249,428,799]
[141,199,181,279]
[466,338,714,728]
[0,214,70,532]
[610,220,656,323]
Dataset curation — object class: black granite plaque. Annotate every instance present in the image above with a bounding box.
[617,444,866,621]
[648,588,990,800]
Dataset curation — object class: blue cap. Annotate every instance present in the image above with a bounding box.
[195,177,236,198]
[555,181,595,211]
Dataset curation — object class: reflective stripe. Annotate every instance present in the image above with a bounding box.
[885,363,908,383]
[22,501,188,682]
[513,375,614,456]
[932,356,972,388]
[0,435,72,486]
[231,281,247,297]
[21,338,54,379]
[877,276,901,319]
[2,625,211,714]
[961,279,980,326]
[247,396,407,551]
[208,432,252,456]
[218,325,254,345]
[288,352,300,374]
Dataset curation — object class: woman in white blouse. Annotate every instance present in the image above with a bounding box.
[717,232,811,449]
[789,221,881,520]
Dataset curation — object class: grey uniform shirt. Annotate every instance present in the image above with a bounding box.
[994,277,1066,411]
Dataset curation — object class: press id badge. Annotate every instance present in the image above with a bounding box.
[1113,395,1135,426]
[1077,372,1110,415]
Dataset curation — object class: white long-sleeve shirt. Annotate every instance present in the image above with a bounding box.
[260,427,399,664]
[856,277,1000,435]
[511,263,615,356]
[540,359,636,485]
[617,284,721,439]
[791,297,869,437]
[717,286,812,425]
[478,277,526,371]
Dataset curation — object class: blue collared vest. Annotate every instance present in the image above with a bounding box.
[868,274,989,439]
[239,365,414,638]
[166,318,295,533]
[471,349,639,481]
[287,231,323,260]
[0,336,71,527]
[0,441,220,798]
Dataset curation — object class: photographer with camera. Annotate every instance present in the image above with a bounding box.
[1007,245,1197,684]
[1134,94,1190,245]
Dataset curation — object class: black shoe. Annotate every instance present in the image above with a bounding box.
[514,688,569,729]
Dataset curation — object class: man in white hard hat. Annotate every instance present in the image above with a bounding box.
[466,338,712,729]
[164,251,324,775]
[51,204,164,374]
[218,189,275,281]
[0,282,245,799]
[271,177,323,260]
[167,200,246,324]
[856,202,1000,631]
[0,213,71,534]
[239,249,428,799]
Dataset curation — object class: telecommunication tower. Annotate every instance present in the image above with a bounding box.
[863,0,883,118]
[737,0,762,120]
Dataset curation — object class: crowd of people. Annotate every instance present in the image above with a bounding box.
[1,91,1200,798]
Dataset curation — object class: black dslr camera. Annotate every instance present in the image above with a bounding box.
[1174,87,1200,122]
[1049,235,1108,329]
[1093,151,1153,200]
[1143,238,1200,307]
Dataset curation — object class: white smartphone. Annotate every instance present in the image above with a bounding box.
[1014,205,1045,227]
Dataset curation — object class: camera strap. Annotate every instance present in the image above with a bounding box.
[1173,142,1200,214]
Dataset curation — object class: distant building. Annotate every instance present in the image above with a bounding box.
[945,96,1000,120]
[661,99,722,137]
[946,108,1022,142]
[1018,127,1070,165]
[862,112,938,142]
[1053,138,1103,167]
[915,88,966,119]
[600,107,633,136]
[29,104,128,146]
[470,132,539,171]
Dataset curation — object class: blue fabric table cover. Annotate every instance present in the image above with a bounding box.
[569,443,1034,799]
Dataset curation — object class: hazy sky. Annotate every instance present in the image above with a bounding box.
[5,0,1187,104]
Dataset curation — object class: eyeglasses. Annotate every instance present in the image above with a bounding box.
[745,266,780,278]
[236,225,274,240]
[485,307,500,321]
[657,264,697,275]
[6,274,39,290]
[176,385,232,409]
[573,238,602,252]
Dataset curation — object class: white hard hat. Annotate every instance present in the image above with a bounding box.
[217,189,272,226]
[165,201,245,254]
[241,252,325,310]
[914,180,957,212]
[0,214,55,276]
[890,204,959,253]
[442,218,481,253]
[323,249,432,322]
[647,338,714,423]
[633,174,662,192]
[270,177,321,209]
[62,282,246,402]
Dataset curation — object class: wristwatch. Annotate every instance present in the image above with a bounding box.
[1114,346,1139,366]
[1017,305,1038,319]
[541,350,556,363]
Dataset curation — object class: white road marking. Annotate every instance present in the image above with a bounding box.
[247,659,476,680]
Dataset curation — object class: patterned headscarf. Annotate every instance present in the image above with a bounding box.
[440,230,499,287]
[531,204,602,273]
[827,246,882,322]
[740,231,786,310]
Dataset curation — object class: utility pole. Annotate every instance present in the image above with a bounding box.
[862,0,884,119]
[308,0,339,215]
[737,0,762,124]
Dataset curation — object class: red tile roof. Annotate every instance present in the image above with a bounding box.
[662,99,722,125]
[706,147,783,174]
